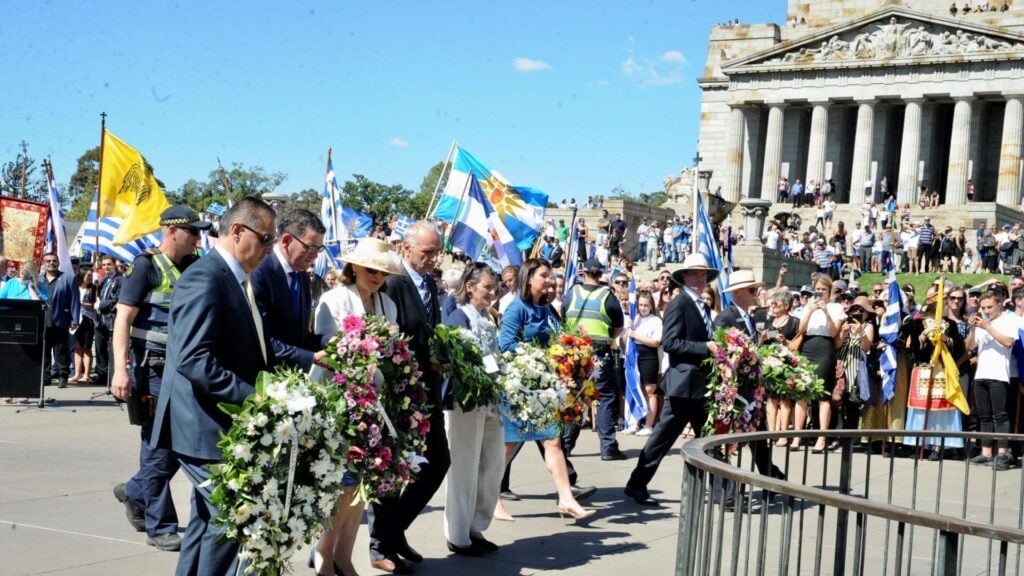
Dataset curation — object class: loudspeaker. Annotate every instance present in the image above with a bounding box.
[0,299,45,398]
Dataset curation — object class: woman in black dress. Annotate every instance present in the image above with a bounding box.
[794,276,845,451]
[761,288,802,446]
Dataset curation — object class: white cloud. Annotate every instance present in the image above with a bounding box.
[661,50,687,63]
[388,137,408,148]
[621,56,642,76]
[513,57,553,72]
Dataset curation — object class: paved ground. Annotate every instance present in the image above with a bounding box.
[0,384,691,576]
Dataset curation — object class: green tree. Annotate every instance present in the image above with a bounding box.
[66,146,101,221]
[1,152,46,201]
[167,163,288,214]
[288,188,321,214]
[339,174,425,221]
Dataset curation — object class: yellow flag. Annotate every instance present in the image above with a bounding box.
[931,276,970,414]
[99,130,171,245]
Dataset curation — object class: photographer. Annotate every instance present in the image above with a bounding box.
[833,297,877,449]
[965,289,1018,470]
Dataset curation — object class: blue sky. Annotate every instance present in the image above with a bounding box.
[2,1,783,204]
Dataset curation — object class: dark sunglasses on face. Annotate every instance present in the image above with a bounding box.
[240,224,276,247]
[949,296,965,301]
[614,280,628,286]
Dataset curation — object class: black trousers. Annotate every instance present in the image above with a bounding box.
[43,325,71,379]
[975,378,1010,449]
[94,323,113,386]
[627,396,707,491]
[369,405,450,555]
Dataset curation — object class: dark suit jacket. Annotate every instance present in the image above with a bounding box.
[40,272,80,328]
[383,270,443,406]
[713,303,757,338]
[660,291,712,400]
[152,249,272,460]
[251,253,319,370]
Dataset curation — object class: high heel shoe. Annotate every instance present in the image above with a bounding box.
[493,505,515,522]
[556,504,596,524]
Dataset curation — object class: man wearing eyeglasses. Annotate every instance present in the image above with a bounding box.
[250,209,328,371]
[110,205,209,552]
[37,251,80,388]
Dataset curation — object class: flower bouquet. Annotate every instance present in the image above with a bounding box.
[209,367,349,576]
[430,324,501,411]
[499,341,570,434]
[758,343,827,403]
[322,315,431,504]
[703,327,765,436]
[548,328,599,425]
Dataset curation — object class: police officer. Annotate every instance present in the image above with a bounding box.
[110,205,210,551]
[564,258,626,460]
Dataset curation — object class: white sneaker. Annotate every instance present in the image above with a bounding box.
[636,428,652,437]
[624,423,640,435]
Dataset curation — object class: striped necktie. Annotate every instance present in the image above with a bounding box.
[697,299,713,339]
[243,276,268,364]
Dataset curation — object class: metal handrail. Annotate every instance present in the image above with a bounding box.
[681,429,1024,544]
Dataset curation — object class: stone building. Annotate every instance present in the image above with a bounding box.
[699,0,1024,208]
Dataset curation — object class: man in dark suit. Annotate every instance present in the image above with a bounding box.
[624,253,720,506]
[152,197,277,576]
[38,251,80,388]
[94,255,122,388]
[370,221,449,575]
[714,270,785,501]
[251,208,327,371]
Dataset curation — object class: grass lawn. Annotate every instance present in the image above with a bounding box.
[856,271,1009,296]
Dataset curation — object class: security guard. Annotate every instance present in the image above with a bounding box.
[110,205,209,551]
[564,258,625,461]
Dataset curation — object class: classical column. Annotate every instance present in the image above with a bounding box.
[848,100,875,206]
[805,101,829,188]
[945,96,973,205]
[760,103,785,201]
[998,95,1024,205]
[722,105,745,204]
[896,98,923,204]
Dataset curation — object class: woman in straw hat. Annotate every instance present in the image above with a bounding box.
[310,237,403,576]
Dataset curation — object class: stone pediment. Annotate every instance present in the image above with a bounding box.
[722,7,1024,73]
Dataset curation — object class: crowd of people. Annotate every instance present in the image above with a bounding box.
[6,196,1024,575]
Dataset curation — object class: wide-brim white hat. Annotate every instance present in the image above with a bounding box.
[344,238,404,275]
[671,253,720,285]
[723,269,763,293]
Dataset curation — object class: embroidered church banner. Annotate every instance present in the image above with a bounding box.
[0,196,50,267]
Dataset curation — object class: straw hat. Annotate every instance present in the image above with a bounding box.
[670,253,720,286]
[343,238,404,275]
[723,269,763,293]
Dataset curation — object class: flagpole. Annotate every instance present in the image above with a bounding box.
[95,112,106,260]
[216,157,234,208]
[919,273,945,460]
[426,139,458,218]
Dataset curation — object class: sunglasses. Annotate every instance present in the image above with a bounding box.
[613,280,628,286]
[659,276,671,281]
[240,224,276,247]
[290,235,325,254]
[948,296,965,301]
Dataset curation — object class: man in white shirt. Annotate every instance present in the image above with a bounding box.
[967,289,1018,470]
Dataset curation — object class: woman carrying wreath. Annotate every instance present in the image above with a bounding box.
[761,288,801,445]
[442,264,504,556]
[495,258,595,523]
[310,238,402,576]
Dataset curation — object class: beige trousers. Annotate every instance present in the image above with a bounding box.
[443,405,505,546]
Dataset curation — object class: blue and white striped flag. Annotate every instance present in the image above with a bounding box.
[623,275,648,427]
[316,158,344,277]
[205,201,227,217]
[696,191,731,306]
[562,219,580,303]
[71,192,161,263]
[879,270,902,403]
[393,215,415,239]
[45,180,74,276]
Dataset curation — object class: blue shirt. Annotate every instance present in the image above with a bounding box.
[792,183,804,196]
[0,279,36,300]
[498,297,560,352]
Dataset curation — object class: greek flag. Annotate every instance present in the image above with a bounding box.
[205,201,227,217]
[393,214,415,239]
[71,192,161,263]
[316,158,344,277]
[695,191,731,306]
[623,275,648,427]
[878,270,902,403]
[562,219,580,303]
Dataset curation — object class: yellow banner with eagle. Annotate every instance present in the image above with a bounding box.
[99,130,170,245]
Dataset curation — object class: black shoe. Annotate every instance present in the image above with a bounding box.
[147,533,182,551]
[623,486,661,506]
[395,541,423,563]
[112,483,146,532]
[927,450,941,462]
[570,485,597,503]
[500,490,521,501]
[370,554,415,575]
[469,534,498,553]
[447,541,485,557]
[994,454,1012,471]
[601,449,628,461]
[57,378,68,389]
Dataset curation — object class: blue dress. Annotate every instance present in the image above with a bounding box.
[498,297,562,442]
